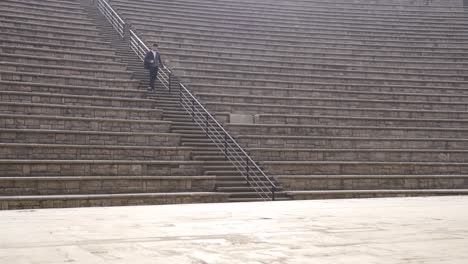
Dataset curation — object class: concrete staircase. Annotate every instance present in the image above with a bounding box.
[106,0,468,199]
[81,0,287,202]
[0,0,231,209]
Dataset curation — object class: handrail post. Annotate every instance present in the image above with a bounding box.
[224,133,228,159]
[179,83,182,105]
[168,71,172,94]
[272,185,276,201]
[245,157,250,183]
[205,112,209,134]
[191,98,195,120]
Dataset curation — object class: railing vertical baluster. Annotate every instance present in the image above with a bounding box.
[179,83,182,105]
[224,133,228,159]
[205,112,209,134]
[272,185,276,201]
[191,98,195,119]
[168,71,172,93]
[246,156,250,182]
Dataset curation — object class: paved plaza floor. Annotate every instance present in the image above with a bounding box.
[0,196,467,264]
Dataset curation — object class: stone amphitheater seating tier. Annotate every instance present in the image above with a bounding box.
[0,0,229,209]
[107,0,468,199]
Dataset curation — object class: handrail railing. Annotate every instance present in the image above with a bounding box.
[97,1,278,200]
[97,0,125,37]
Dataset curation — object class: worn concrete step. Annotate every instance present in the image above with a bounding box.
[253,114,468,128]
[0,114,171,133]
[0,2,87,18]
[263,161,468,175]
[0,18,100,35]
[238,134,468,149]
[0,192,229,209]
[286,189,468,200]
[0,24,103,42]
[0,70,138,89]
[0,81,145,98]
[249,148,468,162]
[193,155,226,161]
[226,123,468,138]
[205,170,241,176]
[1,32,111,49]
[1,53,127,71]
[0,101,163,120]
[0,143,191,160]
[0,91,154,109]
[0,175,215,195]
[0,160,204,177]
[0,129,180,146]
[0,45,119,62]
[205,101,468,120]
[192,84,468,102]
[120,6,468,32]
[277,174,468,190]
[227,196,290,202]
[199,93,468,111]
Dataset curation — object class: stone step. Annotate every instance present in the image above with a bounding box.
[142,25,468,49]
[0,114,171,133]
[228,196,290,202]
[238,135,468,149]
[249,148,468,162]
[120,7,468,32]
[226,123,468,138]
[0,45,119,62]
[2,0,85,11]
[0,175,215,195]
[0,159,204,176]
[1,54,127,71]
[169,47,468,70]
[159,44,468,66]
[216,180,274,187]
[0,143,191,160]
[0,11,96,28]
[127,12,468,38]
[145,30,466,55]
[263,161,468,175]
[286,189,468,200]
[0,25,102,42]
[0,129,180,146]
[0,2,86,17]
[1,32,111,48]
[0,101,163,120]
[0,70,138,89]
[193,155,226,161]
[205,170,241,176]
[205,101,468,119]
[1,4,92,22]
[200,93,468,111]
[174,60,468,79]
[0,192,229,209]
[0,80,145,98]
[1,18,100,35]
[118,0,466,17]
[178,68,468,88]
[253,114,468,128]
[277,174,468,190]
[0,91,153,109]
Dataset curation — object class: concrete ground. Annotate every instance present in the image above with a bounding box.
[0,196,467,264]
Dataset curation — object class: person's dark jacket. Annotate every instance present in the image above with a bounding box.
[144,50,163,69]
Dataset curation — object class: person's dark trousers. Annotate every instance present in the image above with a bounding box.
[148,66,159,90]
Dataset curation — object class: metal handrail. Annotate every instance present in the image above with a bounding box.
[103,18,277,199]
[97,0,125,37]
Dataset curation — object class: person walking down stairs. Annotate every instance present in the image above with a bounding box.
[144,43,164,92]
